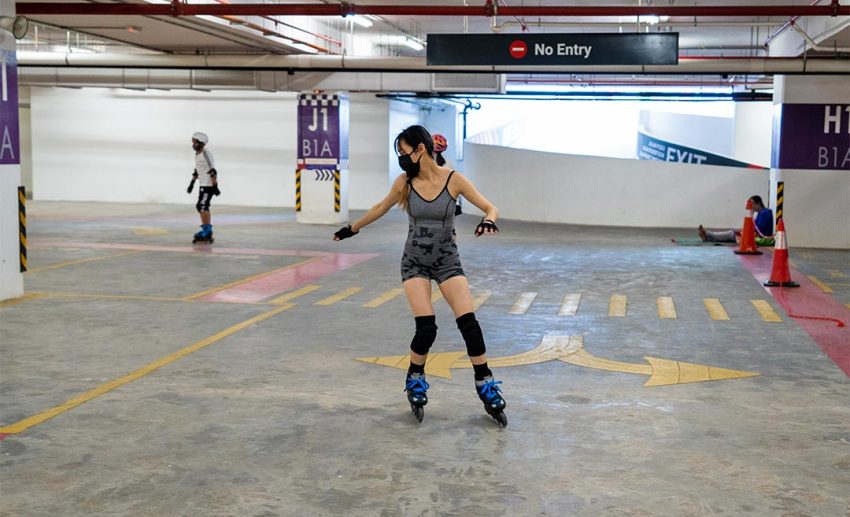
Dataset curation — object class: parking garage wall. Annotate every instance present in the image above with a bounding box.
[29,87,391,210]
[464,140,850,249]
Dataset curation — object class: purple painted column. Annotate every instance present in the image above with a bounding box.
[295,92,349,224]
[0,14,24,300]
[769,75,850,249]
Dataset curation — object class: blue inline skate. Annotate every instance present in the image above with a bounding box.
[405,372,430,423]
[192,224,214,244]
[476,376,507,427]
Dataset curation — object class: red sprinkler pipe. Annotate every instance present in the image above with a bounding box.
[15,3,850,17]
[214,0,342,48]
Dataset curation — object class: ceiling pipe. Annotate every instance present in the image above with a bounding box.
[213,14,330,53]
[509,77,773,87]
[763,0,824,47]
[214,0,342,49]
[15,3,850,17]
[15,67,776,94]
[791,20,850,51]
[17,51,850,74]
[491,20,789,32]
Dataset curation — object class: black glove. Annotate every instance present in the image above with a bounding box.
[334,225,358,240]
[187,178,196,194]
[474,219,499,237]
[213,185,221,196]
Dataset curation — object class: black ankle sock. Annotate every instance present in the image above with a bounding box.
[472,363,492,381]
[408,362,425,375]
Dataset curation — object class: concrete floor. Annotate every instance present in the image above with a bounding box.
[1,201,849,516]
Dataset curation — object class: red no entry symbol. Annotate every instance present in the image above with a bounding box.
[509,40,527,59]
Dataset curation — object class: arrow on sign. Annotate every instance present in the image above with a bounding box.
[314,170,335,181]
[355,335,759,387]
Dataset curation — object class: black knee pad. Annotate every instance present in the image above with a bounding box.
[456,312,486,358]
[410,315,437,356]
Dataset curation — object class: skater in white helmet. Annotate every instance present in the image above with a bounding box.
[187,132,220,243]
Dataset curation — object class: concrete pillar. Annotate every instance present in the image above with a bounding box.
[770,75,850,248]
[0,0,24,300]
[295,92,349,225]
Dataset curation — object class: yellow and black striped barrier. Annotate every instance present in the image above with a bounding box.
[295,169,302,212]
[333,170,341,212]
[18,186,27,272]
[776,181,784,221]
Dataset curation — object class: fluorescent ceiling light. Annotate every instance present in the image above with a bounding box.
[351,15,373,28]
[403,38,423,51]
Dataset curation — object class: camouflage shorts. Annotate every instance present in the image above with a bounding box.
[401,225,465,284]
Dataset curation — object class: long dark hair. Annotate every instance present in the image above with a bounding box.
[394,125,435,211]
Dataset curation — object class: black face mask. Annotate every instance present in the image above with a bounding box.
[192,142,203,151]
[398,152,421,176]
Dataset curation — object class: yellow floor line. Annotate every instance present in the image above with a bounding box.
[845,303,850,310]
[25,250,142,274]
[131,227,169,236]
[807,275,833,293]
[431,289,444,303]
[751,299,783,322]
[609,294,627,317]
[559,293,582,316]
[28,291,187,303]
[0,293,44,308]
[183,256,322,300]
[315,286,363,306]
[472,290,492,311]
[656,296,677,319]
[362,288,405,308]
[703,298,730,321]
[268,284,322,305]
[0,303,295,435]
[828,270,847,278]
[508,292,537,315]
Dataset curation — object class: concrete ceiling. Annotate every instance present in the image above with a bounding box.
[15,0,850,57]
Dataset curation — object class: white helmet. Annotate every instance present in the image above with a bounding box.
[192,131,209,144]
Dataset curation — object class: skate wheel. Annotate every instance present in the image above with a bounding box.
[494,412,507,427]
[411,405,424,423]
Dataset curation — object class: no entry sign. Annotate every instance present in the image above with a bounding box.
[427,33,678,66]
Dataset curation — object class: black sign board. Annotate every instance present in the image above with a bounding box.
[427,33,678,66]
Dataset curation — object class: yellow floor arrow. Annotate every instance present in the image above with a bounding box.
[355,335,759,386]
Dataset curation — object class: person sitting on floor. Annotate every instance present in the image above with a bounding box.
[698,195,775,246]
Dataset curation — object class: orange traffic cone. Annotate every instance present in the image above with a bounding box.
[734,198,762,255]
[763,219,799,287]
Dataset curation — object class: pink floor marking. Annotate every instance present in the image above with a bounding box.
[30,240,331,257]
[737,252,850,377]
[197,253,378,303]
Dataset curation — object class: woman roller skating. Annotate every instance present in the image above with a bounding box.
[333,125,507,427]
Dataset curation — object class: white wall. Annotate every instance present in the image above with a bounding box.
[17,86,32,196]
[30,88,391,210]
[464,142,849,248]
[386,100,421,184]
[733,102,773,167]
[780,168,850,249]
[640,110,735,158]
